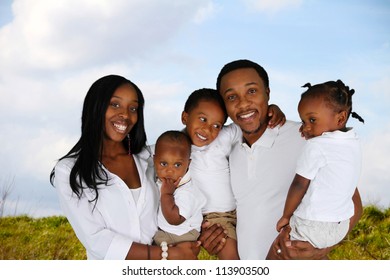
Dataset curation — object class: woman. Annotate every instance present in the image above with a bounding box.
[50,75,199,259]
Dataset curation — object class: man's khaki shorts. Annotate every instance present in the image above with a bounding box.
[203,209,237,240]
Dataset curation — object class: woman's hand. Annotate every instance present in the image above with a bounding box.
[198,221,227,256]
[266,226,332,260]
[268,104,286,128]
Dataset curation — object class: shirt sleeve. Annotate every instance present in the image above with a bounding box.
[223,123,242,145]
[53,160,132,260]
[174,188,198,220]
[295,141,327,180]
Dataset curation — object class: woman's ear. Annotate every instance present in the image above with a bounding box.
[181,111,188,125]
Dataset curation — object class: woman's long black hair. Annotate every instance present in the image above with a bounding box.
[50,75,147,204]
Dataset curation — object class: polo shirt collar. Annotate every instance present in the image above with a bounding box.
[321,128,357,140]
[177,170,191,187]
[241,126,280,149]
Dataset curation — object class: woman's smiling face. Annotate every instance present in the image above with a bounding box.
[104,83,139,144]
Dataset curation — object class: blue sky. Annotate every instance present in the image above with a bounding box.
[0,0,389,217]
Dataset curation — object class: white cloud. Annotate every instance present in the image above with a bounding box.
[359,126,390,208]
[0,122,75,181]
[2,191,62,217]
[243,0,303,14]
[370,75,390,101]
[193,2,217,24]
[0,0,213,73]
[24,130,78,181]
[140,80,189,143]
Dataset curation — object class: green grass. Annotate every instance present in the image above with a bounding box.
[329,206,390,260]
[0,206,388,260]
[0,215,86,259]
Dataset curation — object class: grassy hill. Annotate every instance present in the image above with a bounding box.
[0,206,388,260]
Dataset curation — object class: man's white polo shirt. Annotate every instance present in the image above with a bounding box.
[229,121,305,259]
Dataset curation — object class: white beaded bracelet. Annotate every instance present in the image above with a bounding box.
[160,241,168,260]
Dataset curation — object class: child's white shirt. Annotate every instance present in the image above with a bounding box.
[190,123,242,213]
[157,171,206,235]
[294,128,362,222]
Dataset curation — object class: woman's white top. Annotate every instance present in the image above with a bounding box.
[53,147,159,260]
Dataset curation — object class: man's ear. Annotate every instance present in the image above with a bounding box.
[181,111,188,125]
[337,110,348,126]
[266,87,270,101]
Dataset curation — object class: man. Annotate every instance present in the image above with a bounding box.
[213,59,362,259]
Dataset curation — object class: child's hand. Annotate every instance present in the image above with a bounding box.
[276,217,290,232]
[160,177,181,195]
[268,104,286,128]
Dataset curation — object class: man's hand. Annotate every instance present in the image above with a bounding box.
[266,225,332,260]
[198,221,227,256]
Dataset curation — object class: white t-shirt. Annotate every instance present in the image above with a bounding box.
[294,128,362,222]
[53,147,159,260]
[190,123,242,213]
[157,171,207,235]
[229,121,305,259]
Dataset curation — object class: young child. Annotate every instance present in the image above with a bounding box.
[153,130,206,247]
[276,80,364,249]
[182,88,286,259]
